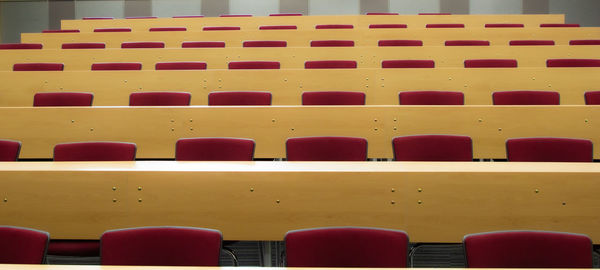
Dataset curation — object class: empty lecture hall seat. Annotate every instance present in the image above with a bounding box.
[464,59,518,68]
[570,40,600,45]
[315,24,354,29]
[547,59,600,67]
[584,91,600,105]
[53,142,137,161]
[506,137,593,162]
[155,62,207,70]
[129,92,192,106]
[149,27,187,32]
[305,60,357,69]
[485,24,524,28]
[301,91,365,105]
[121,42,165,49]
[492,91,559,105]
[33,92,94,107]
[509,40,555,46]
[243,40,287,47]
[101,227,222,266]
[285,227,409,267]
[0,140,21,161]
[172,15,204,18]
[228,61,280,69]
[0,43,42,49]
[445,40,490,46]
[83,17,114,20]
[426,24,465,28]
[310,40,355,47]
[94,28,132,32]
[42,29,80,33]
[378,40,423,46]
[419,13,451,15]
[286,136,368,161]
[540,23,580,27]
[126,16,157,19]
[399,91,464,105]
[0,226,49,264]
[175,138,255,161]
[382,60,435,68]
[269,13,303,16]
[464,231,592,268]
[208,91,272,105]
[91,63,142,70]
[62,43,106,49]
[366,12,399,15]
[203,26,241,31]
[392,135,473,161]
[13,63,64,71]
[369,24,407,29]
[220,14,252,17]
[182,41,226,48]
[259,25,297,30]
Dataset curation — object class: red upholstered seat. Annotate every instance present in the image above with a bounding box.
[0,226,49,264]
[155,62,207,70]
[62,43,106,49]
[220,14,252,17]
[181,41,225,48]
[13,63,64,71]
[33,92,94,107]
[83,17,113,20]
[172,15,204,18]
[129,92,191,106]
[369,24,407,29]
[419,13,451,15]
[492,91,559,105]
[392,135,473,161]
[243,40,287,47]
[91,63,142,70]
[176,138,255,161]
[302,91,365,105]
[269,13,302,16]
[399,91,464,105]
[584,91,600,105]
[121,42,165,49]
[53,142,137,161]
[101,226,222,266]
[0,43,42,49]
[485,24,524,28]
[540,23,580,27]
[426,24,464,28]
[378,40,423,46]
[305,60,357,69]
[259,25,297,30]
[94,28,131,32]
[382,60,435,68]
[285,227,409,267]
[228,61,280,69]
[310,40,354,47]
[286,137,368,161]
[547,59,600,67]
[0,140,21,161]
[366,12,399,15]
[315,24,354,29]
[445,40,490,46]
[149,27,187,32]
[126,16,157,19]
[464,59,517,68]
[208,91,272,105]
[509,40,555,46]
[506,137,593,162]
[570,40,600,45]
[47,241,100,257]
[203,26,240,31]
[464,231,592,268]
[42,29,79,33]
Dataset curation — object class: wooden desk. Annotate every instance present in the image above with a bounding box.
[21,28,600,49]
[0,161,598,243]
[1,46,598,71]
[61,14,565,32]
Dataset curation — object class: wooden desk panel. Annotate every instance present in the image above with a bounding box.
[0,161,598,243]
[0,106,598,159]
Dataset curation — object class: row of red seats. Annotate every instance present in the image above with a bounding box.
[10,58,600,71]
[4,39,599,49]
[0,225,593,267]
[0,136,593,162]
[28,90,600,106]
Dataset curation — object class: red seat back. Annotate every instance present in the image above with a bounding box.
[0,140,21,161]
[121,42,165,49]
[176,138,255,161]
[285,227,408,267]
[94,28,131,32]
[584,91,600,105]
[369,24,407,29]
[540,23,580,27]
[155,62,207,70]
[305,60,357,69]
[91,63,142,70]
[382,60,435,68]
[492,91,559,105]
[34,92,94,107]
[259,25,297,30]
[506,137,593,162]
[53,142,137,161]
[203,26,240,31]
[310,40,354,47]
[220,14,251,17]
[269,13,302,16]
[286,137,367,161]
[228,61,280,69]
[243,40,287,47]
[426,24,464,28]
[445,40,490,46]
[399,91,464,105]
[181,41,225,48]
[315,24,353,29]
[378,40,423,46]
[547,59,600,67]
[366,12,399,15]
[43,29,79,33]
[570,40,600,46]
[62,43,106,49]
[13,63,64,71]
[302,91,365,105]
[392,135,472,161]
[0,43,42,49]
[129,92,191,106]
[0,226,49,264]
[464,231,592,268]
[208,91,272,106]
[485,24,524,28]
[149,27,187,32]
[101,227,222,266]
[509,40,555,46]
[464,59,518,68]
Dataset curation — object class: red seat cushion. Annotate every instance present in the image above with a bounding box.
[445,40,490,46]
[393,135,473,161]
[149,27,187,32]
[181,41,225,48]
[13,63,64,71]
[62,43,106,49]
[121,42,165,49]
[464,59,517,68]
[91,63,142,71]
[83,17,113,20]
[310,40,354,47]
[369,24,407,29]
[419,13,451,15]
[426,24,464,28]
[208,91,272,105]
[243,40,287,47]
[172,15,204,18]
[366,12,399,15]
[286,137,368,161]
[259,25,297,30]
[126,16,157,19]
[228,61,280,69]
[302,91,365,105]
[485,24,524,28]
[94,28,131,32]
[540,23,580,27]
[506,137,593,162]
[47,240,100,257]
[129,92,191,106]
[285,227,408,267]
[0,43,42,49]
[220,14,252,17]
[42,29,79,33]
[269,13,302,16]
[378,40,423,46]
[399,91,464,105]
[33,92,94,107]
[382,60,435,68]
[570,40,600,45]
[492,91,560,105]
[547,59,600,67]
[53,142,137,161]
[464,231,592,268]
[584,91,600,105]
[0,140,21,161]
[509,40,555,46]
[305,60,357,69]
[203,26,240,31]
[176,138,255,161]
[155,62,207,70]
[315,24,353,29]
[0,226,49,264]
